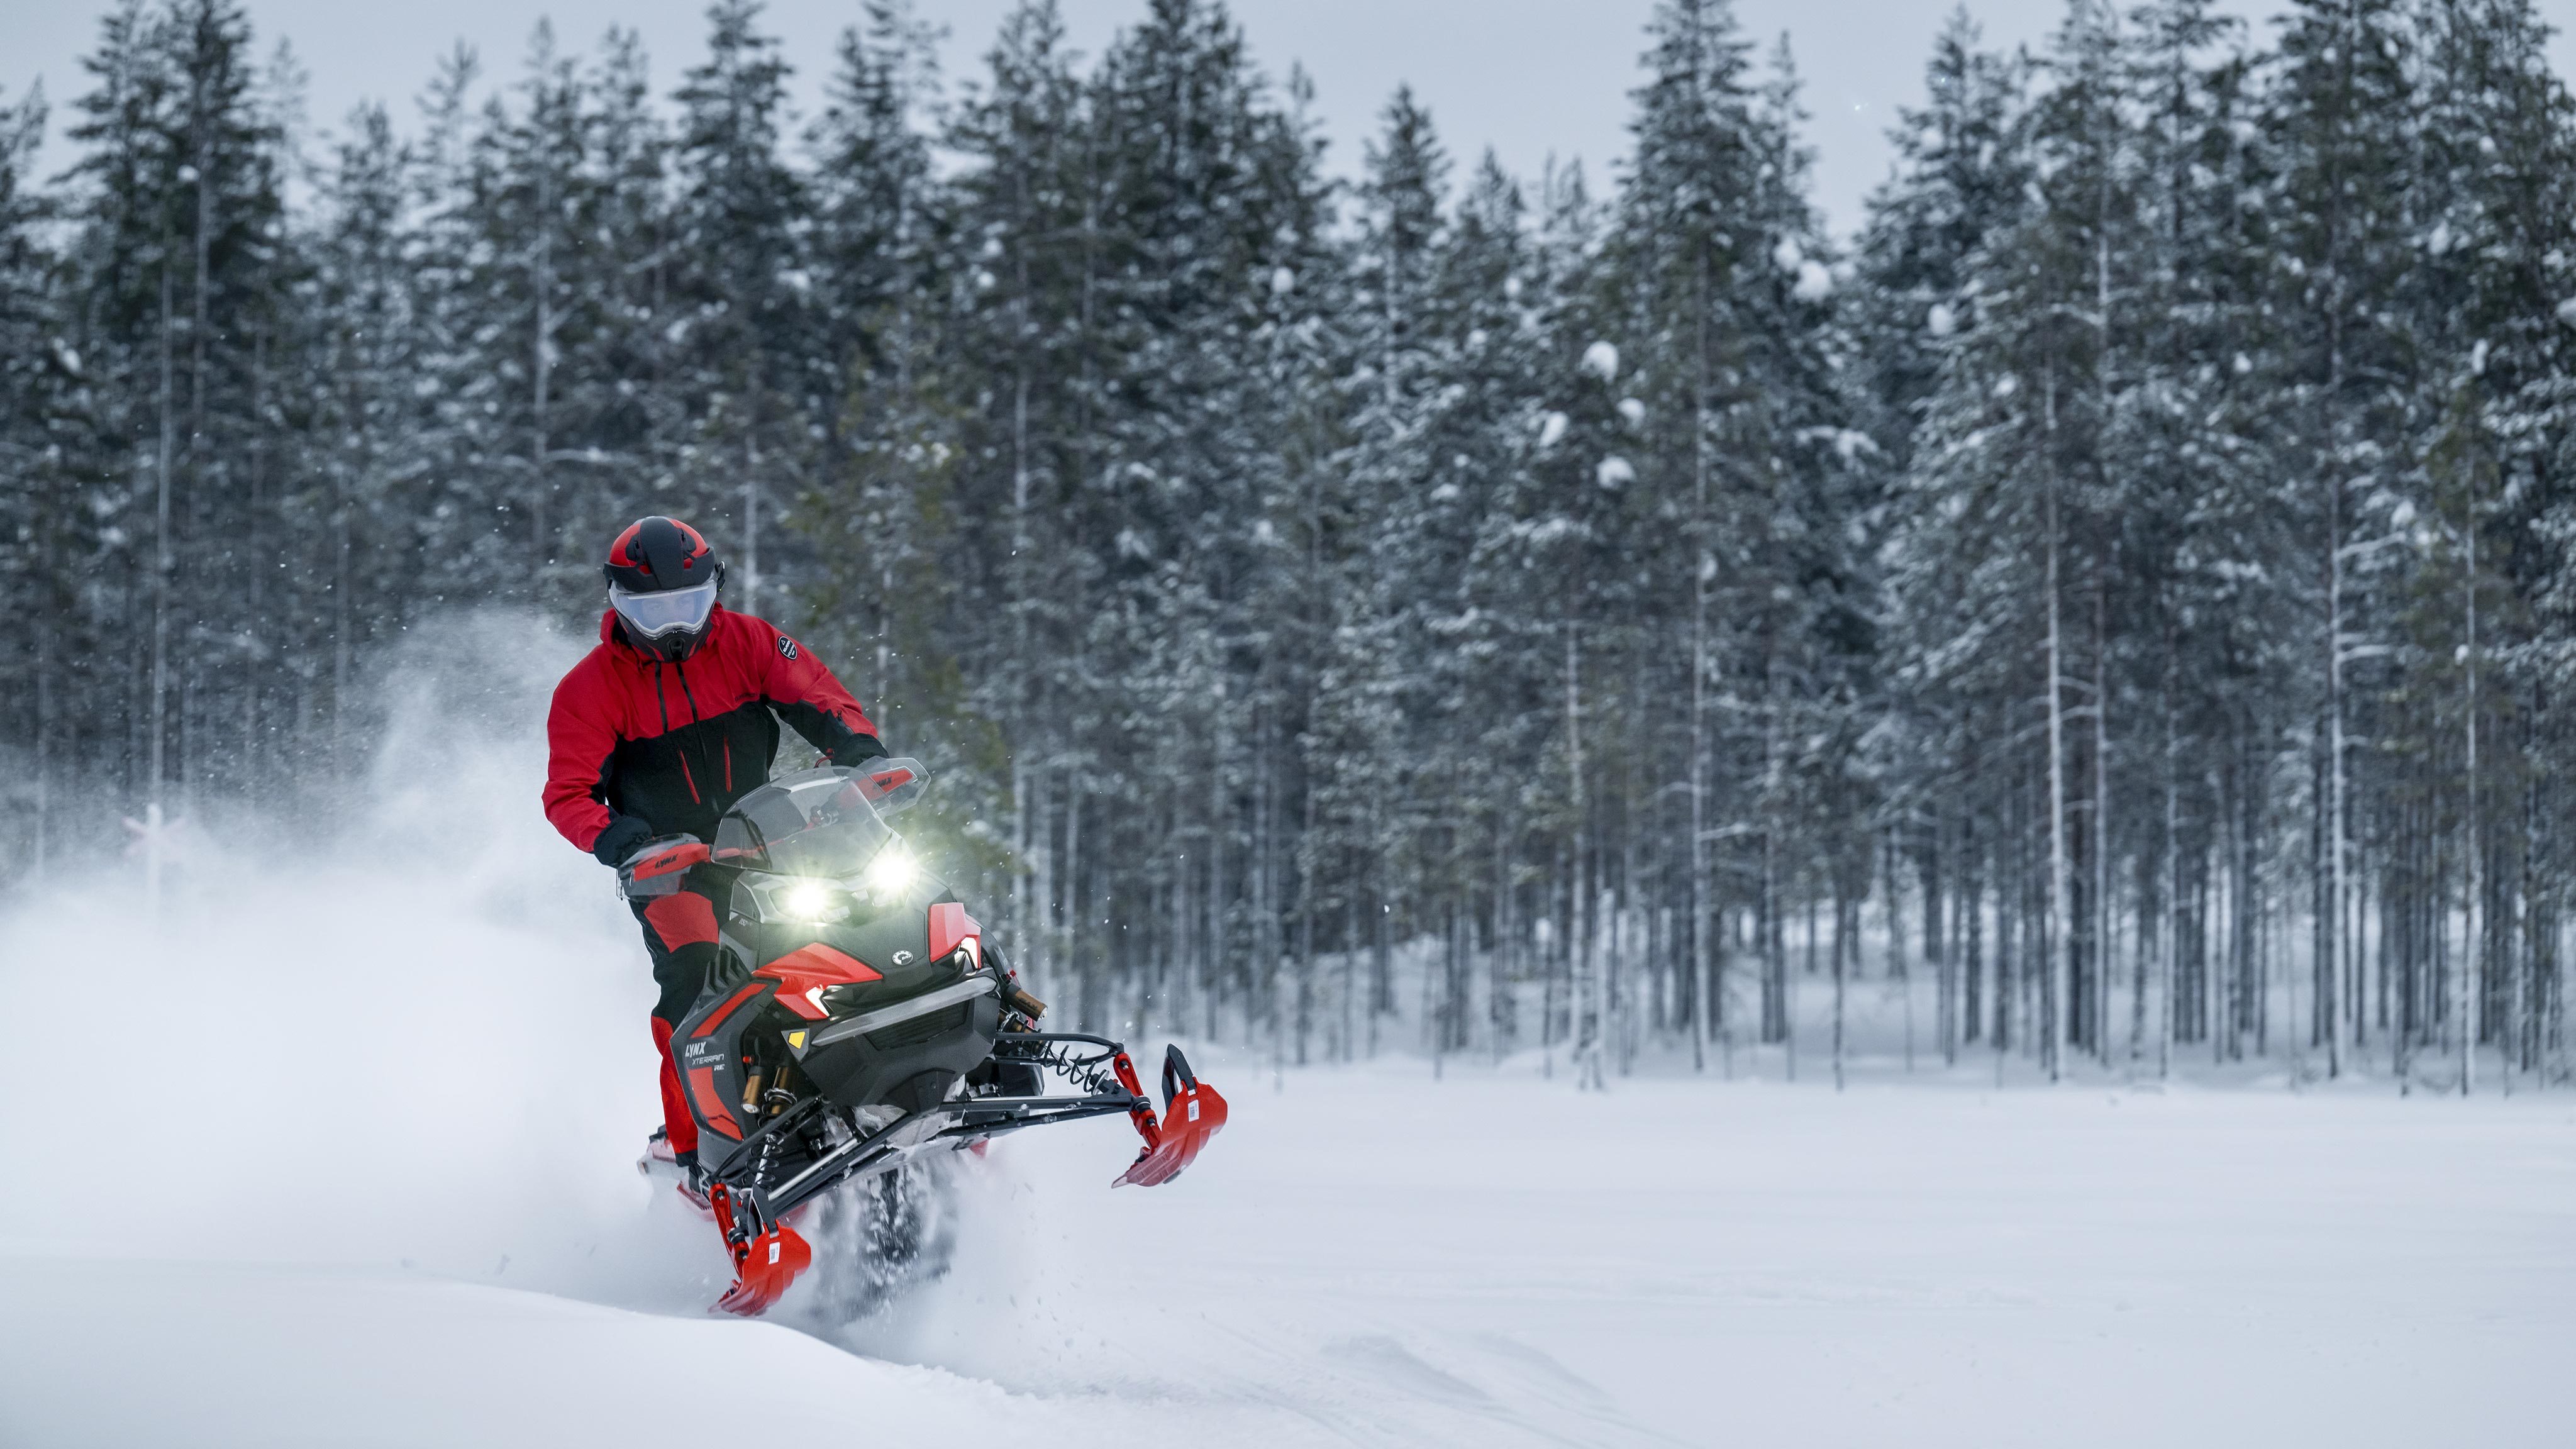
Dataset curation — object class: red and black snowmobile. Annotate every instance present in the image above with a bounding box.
[622,760,1226,1316]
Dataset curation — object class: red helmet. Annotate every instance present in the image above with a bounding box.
[604,517,725,661]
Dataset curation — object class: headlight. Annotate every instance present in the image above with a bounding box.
[863,845,916,898]
[776,879,851,922]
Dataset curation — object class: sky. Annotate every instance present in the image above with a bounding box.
[6,0,2575,241]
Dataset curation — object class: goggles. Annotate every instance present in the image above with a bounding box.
[610,579,718,638]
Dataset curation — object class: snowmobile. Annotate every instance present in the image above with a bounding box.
[619,759,1227,1316]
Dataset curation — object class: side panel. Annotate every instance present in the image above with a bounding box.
[675,980,771,1143]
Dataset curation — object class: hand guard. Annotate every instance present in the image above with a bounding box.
[618,835,709,899]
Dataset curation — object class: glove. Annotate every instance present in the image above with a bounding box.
[829,734,887,767]
[591,814,655,867]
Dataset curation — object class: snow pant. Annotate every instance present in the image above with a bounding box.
[633,874,729,1160]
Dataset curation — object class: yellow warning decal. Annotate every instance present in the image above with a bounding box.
[786,1030,808,1052]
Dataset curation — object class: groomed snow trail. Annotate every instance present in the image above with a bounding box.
[3,623,2568,1446]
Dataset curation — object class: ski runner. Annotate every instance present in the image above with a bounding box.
[541,516,886,1202]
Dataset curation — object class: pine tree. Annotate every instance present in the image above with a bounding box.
[1319,85,1450,1054]
[808,0,945,414]
[1852,9,2031,1064]
[934,0,1093,1003]
[566,28,682,569]
[1853,8,2029,471]
[2269,0,2427,1072]
[0,82,78,871]
[402,41,508,610]
[303,101,416,774]
[2409,0,2576,1081]
[2119,0,2273,1069]
[62,0,289,809]
[672,0,811,617]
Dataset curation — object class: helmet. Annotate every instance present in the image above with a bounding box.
[604,516,725,662]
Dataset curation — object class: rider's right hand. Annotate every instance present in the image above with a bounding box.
[592,814,655,867]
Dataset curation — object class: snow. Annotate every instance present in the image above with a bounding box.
[1537,409,1568,447]
[0,1256,1067,1448]
[1596,454,1635,487]
[1,635,2569,1446]
[4,1014,2569,1447]
[1580,340,1619,380]
[1926,301,1957,337]
[1794,258,1833,301]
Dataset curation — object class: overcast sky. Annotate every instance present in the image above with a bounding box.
[8,0,2574,240]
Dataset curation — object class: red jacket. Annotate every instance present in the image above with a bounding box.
[544,606,882,857]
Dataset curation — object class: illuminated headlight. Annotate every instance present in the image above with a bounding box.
[863,846,917,898]
[778,879,851,922]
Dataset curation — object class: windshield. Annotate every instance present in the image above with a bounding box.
[713,766,897,877]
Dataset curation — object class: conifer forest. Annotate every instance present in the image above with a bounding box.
[5,0,2574,1092]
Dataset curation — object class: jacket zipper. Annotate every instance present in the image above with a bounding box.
[652,662,701,806]
[675,660,718,809]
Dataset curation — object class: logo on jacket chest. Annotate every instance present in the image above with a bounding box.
[777,635,799,660]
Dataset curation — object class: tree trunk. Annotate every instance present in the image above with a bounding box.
[2043,438,2070,1084]
[2462,465,2480,1096]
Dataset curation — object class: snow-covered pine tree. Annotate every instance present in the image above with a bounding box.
[801,0,958,753]
[0,82,77,874]
[401,42,508,611]
[445,22,596,604]
[1430,151,1552,1063]
[1611,0,1765,1070]
[2406,0,2576,1084]
[2116,0,2274,1070]
[1319,84,1450,1060]
[561,28,682,595]
[62,0,290,813]
[932,0,1092,1008]
[1608,3,1870,1069]
[1854,10,2031,1063]
[808,0,943,419]
[671,0,812,619]
[301,102,418,776]
[2412,0,2576,1080]
[2267,0,2428,1072]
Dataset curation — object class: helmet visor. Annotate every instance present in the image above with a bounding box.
[610,579,718,638]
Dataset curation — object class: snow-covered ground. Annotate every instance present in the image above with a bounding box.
[3,627,2570,1446]
[6,1043,2572,1448]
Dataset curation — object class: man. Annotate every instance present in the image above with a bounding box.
[543,516,886,1194]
